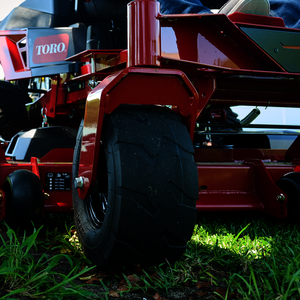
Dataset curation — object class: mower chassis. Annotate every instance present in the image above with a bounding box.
[0,0,300,264]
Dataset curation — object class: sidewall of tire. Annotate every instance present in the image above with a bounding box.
[4,169,44,227]
[72,121,118,264]
[277,172,300,222]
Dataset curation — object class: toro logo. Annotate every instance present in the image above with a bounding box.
[33,34,69,64]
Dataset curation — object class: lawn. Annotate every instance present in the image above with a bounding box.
[0,212,299,299]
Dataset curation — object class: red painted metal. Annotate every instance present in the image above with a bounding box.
[127,0,160,67]
[67,49,127,64]
[31,157,40,178]
[49,76,58,118]
[245,159,288,218]
[228,12,286,28]
[197,160,293,218]
[67,49,127,76]
[195,148,287,163]
[159,13,285,72]
[38,149,74,163]
[0,148,6,164]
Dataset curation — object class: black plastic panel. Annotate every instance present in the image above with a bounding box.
[5,126,77,161]
[241,26,300,73]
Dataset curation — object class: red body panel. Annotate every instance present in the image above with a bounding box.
[197,160,292,218]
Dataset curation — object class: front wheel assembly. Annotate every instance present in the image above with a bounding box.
[72,105,199,266]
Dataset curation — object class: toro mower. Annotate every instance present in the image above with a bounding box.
[0,0,299,266]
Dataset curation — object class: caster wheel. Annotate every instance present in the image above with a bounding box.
[3,169,44,227]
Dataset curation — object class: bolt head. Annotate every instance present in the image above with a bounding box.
[74,177,84,189]
[276,193,285,203]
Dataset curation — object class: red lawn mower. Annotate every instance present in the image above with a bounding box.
[0,0,299,266]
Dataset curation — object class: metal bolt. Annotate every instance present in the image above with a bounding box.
[88,79,100,89]
[74,177,84,189]
[276,193,285,203]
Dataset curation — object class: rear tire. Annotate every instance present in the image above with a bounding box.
[72,105,198,266]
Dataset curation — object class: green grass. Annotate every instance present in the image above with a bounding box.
[171,213,300,299]
[0,220,96,299]
[1,212,300,299]
[127,213,300,299]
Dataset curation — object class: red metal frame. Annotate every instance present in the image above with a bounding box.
[196,158,291,218]
[0,0,299,220]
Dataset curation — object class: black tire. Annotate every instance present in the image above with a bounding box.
[0,81,30,140]
[277,172,300,222]
[72,105,199,266]
[3,169,44,227]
